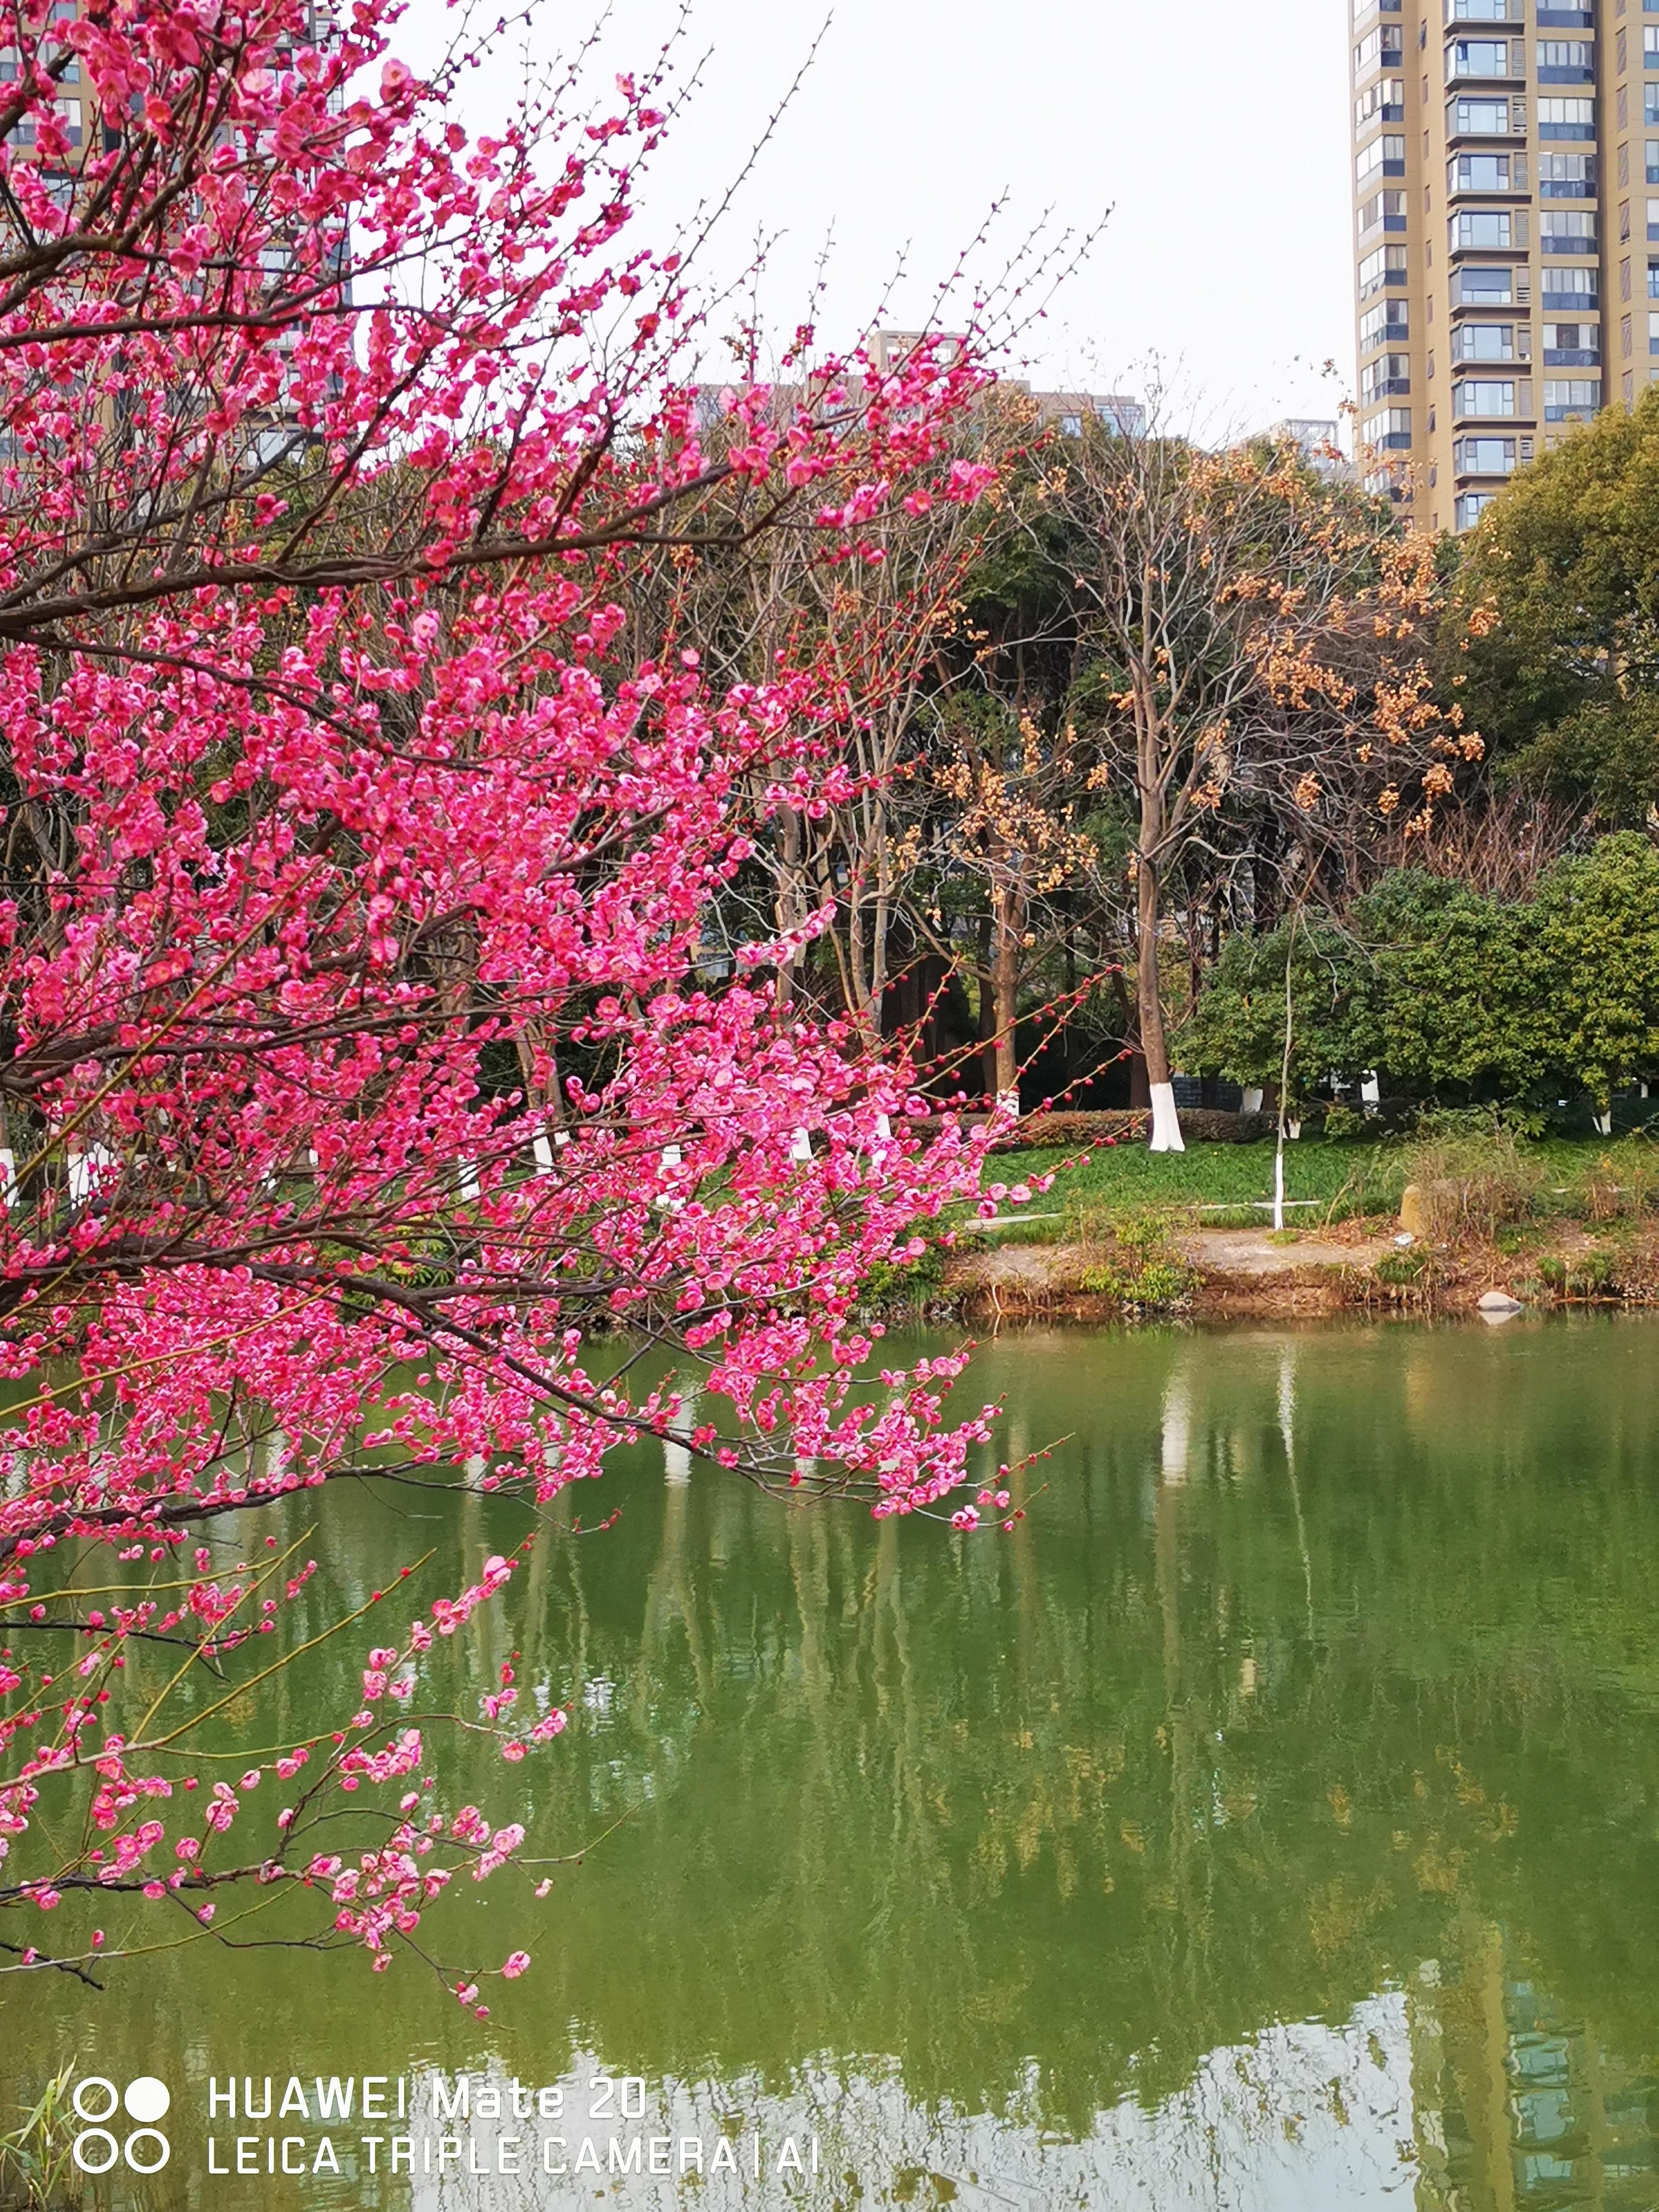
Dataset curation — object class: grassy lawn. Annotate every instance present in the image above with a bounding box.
[983,1132,1653,1233]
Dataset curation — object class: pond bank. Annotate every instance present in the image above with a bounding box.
[938,1216,1659,1321]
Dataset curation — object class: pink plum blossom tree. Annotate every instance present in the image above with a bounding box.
[0,0,1015,2004]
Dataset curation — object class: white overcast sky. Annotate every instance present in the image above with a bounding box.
[412,0,1355,442]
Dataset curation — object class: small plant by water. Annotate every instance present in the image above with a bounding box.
[0,2064,80,2212]
[1073,1209,1197,1313]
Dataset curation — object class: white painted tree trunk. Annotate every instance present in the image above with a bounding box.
[0,1148,16,1209]
[1273,1145,1287,1233]
[1148,1081,1185,1153]
[67,1144,116,1204]
[458,1157,481,1200]
[1241,1087,1264,1115]
[789,1127,813,1164]
[1593,1109,1613,1136]
[654,1143,685,1211]
[531,1132,556,1175]
[1360,1073,1381,1111]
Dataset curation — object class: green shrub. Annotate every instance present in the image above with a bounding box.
[1074,1209,1196,1312]
[1374,1250,1428,1286]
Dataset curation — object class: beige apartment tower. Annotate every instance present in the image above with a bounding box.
[1351,0,1657,531]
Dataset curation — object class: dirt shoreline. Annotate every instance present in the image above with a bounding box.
[940,1220,1659,1321]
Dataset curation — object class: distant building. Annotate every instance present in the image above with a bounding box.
[1347,0,1638,533]
[693,336,1143,445]
[1259,418,1355,483]
[870,331,1145,439]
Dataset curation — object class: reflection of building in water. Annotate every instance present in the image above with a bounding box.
[1408,1925,1659,2210]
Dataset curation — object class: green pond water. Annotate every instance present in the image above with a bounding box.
[8,1314,1659,2209]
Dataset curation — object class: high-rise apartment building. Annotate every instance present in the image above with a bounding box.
[1350,0,1657,532]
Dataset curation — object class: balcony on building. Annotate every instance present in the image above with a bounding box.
[1453,435,1519,477]
[1448,208,1526,260]
[1542,378,1602,421]
[1451,321,1519,365]
[1355,28,1405,80]
[1447,93,1527,144]
[1452,377,1523,424]
[1541,319,1597,366]
[1535,40,1594,85]
[1359,195,1410,249]
[1538,105,1596,142]
[1451,265,1516,307]
[1540,275,1599,312]
[1448,152,1526,199]
[1359,309,1410,357]
[1455,492,1498,530]
[1446,40,1523,86]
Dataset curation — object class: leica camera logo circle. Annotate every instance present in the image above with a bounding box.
[70,2075,171,2174]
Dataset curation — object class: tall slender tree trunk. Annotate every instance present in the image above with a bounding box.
[1136,821,1184,1153]
[974,913,997,1101]
[774,805,808,1017]
[991,882,1022,1109]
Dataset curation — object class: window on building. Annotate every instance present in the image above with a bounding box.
[1058,414,1081,439]
[1357,77,1407,129]
[1454,379,1517,415]
[1542,265,1598,304]
[1649,261,1659,297]
[1360,300,1409,351]
[1356,26,1405,76]
[1451,153,1511,191]
[1448,0,1507,16]
[1649,309,1659,353]
[1539,97,1595,137]
[1540,210,1597,248]
[1456,493,1498,528]
[1452,265,1515,304]
[1451,208,1513,249]
[1536,40,1594,77]
[1453,97,1510,134]
[1542,378,1602,417]
[1362,354,1413,400]
[1452,322,1515,362]
[1448,41,1510,81]
[1539,153,1595,197]
[1361,407,1413,449]
[1361,190,1409,236]
[1647,26,1659,59]
[1542,321,1600,361]
[1359,244,1409,295]
[1454,438,1516,474]
[1359,134,1408,185]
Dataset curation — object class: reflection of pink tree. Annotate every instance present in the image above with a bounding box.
[0,0,1010,2004]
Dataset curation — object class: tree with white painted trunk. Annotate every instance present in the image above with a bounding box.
[1052,426,1481,1153]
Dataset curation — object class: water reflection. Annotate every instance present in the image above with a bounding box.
[7,1317,1659,2209]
